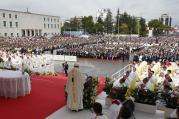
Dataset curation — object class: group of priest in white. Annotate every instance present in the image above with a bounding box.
[0,50,54,74]
[64,60,179,119]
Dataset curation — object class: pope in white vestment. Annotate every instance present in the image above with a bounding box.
[65,64,86,111]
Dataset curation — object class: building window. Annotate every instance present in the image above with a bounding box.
[4,33,7,36]
[51,18,52,22]
[10,22,12,28]
[54,24,56,28]
[15,15,17,19]
[57,24,59,28]
[57,19,59,22]
[9,14,11,18]
[3,13,5,18]
[44,24,46,28]
[54,19,56,22]
[17,33,19,37]
[11,33,13,37]
[15,22,18,28]
[51,24,53,28]
[44,18,45,21]
[48,24,49,28]
[48,18,49,22]
[3,21,6,27]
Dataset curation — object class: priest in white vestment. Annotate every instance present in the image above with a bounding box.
[108,99,122,119]
[65,63,86,111]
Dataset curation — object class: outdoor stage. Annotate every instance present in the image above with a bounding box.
[0,73,105,119]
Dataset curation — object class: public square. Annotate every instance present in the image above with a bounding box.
[0,0,179,119]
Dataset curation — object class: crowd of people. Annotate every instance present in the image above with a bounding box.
[0,35,132,60]
[133,36,179,63]
[0,35,179,62]
[1,34,179,119]
[0,35,178,62]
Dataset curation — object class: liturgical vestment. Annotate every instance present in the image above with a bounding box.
[65,67,86,111]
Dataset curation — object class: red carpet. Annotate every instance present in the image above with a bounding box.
[0,73,105,119]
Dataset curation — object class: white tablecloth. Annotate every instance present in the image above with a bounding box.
[0,70,31,98]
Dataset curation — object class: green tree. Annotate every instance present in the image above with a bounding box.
[104,9,113,34]
[120,23,129,34]
[81,16,95,33]
[61,22,71,32]
[94,17,104,34]
[117,12,138,34]
[70,16,79,31]
[118,12,128,33]
[163,25,171,35]
[61,16,81,32]
[97,16,104,25]
[131,17,138,34]
[139,18,147,37]
[115,8,120,34]
[148,19,164,36]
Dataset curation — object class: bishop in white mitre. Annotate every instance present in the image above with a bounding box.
[65,63,86,111]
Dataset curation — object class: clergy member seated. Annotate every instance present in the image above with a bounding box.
[137,77,149,90]
[113,77,126,88]
[161,80,173,93]
[164,74,174,88]
[157,72,165,85]
[117,99,135,119]
[65,63,86,111]
[91,102,108,119]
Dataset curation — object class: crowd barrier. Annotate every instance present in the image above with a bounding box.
[43,54,77,62]
[111,64,132,81]
[30,64,55,73]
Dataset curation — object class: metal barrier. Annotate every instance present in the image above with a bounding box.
[111,64,132,81]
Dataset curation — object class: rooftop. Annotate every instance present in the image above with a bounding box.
[0,8,60,18]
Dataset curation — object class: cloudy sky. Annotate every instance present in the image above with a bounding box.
[0,0,179,25]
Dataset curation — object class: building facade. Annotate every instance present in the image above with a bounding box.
[159,14,172,27]
[0,9,61,37]
[95,9,109,22]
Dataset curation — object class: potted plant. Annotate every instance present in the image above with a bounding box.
[103,77,113,95]
[112,86,128,101]
[132,88,158,114]
[24,68,33,75]
[158,91,177,118]
[103,77,113,106]
[83,76,99,109]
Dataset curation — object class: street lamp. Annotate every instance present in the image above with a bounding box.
[118,14,119,40]
[69,28,71,37]
[130,29,132,42]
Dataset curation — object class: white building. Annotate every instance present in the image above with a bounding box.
[95,9,109,22]
[159,14,172,27]
[0,9,61,37]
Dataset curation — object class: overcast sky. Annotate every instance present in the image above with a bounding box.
[0,0,179,25]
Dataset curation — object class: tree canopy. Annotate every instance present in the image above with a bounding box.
[148,19,164,36]
[62,9,147,36]
[104,9,113,34]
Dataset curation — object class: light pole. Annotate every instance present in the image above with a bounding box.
[130,29,132,42]
[118,14,119,40]
[69,28,71,37]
